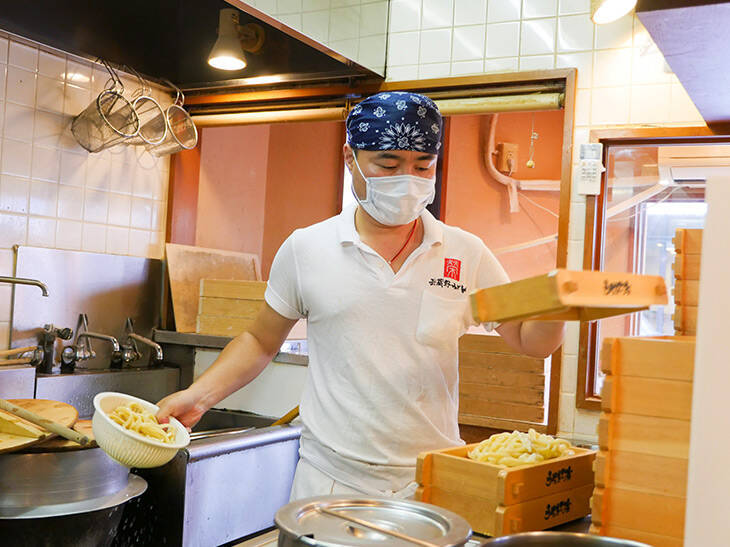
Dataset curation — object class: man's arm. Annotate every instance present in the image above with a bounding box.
[157,303,297,427]
[495,320,566,359]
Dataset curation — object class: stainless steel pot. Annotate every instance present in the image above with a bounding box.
[0,474,147,547]
[0,448,147,547]
[275,496,473,547]
[479,532,651,546]
[0,447,129,507]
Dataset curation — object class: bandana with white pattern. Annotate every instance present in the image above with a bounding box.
[346,92,442,154]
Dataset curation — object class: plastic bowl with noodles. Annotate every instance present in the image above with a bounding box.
[92,392,190,468]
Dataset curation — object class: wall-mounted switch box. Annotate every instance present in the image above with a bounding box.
[496,142,519,173]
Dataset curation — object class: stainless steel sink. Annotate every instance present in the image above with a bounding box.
[192,408,276,433]
[113,409,301,547]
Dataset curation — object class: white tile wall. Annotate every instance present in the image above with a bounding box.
[0,31,172,349]
[249,0,388,74]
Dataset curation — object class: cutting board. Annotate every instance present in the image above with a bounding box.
[166,243,262,333]
[24,420,97,452]
[0,399,79,454]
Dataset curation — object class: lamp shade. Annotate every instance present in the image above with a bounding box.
[591,0,637,24]
[208,8,246,71]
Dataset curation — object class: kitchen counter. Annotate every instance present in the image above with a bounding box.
[153,329,308,366]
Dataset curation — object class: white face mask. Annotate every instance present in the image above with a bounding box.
[351,154,436,226]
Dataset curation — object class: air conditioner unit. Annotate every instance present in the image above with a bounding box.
[657,144,730,187]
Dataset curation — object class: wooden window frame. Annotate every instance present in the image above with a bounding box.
[167,69,578,434]
[577,126,723,410]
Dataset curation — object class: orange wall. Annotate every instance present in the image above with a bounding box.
[443,111,565,281]
[196,125,270,258]
[195,121,344,279]
[262,122,344,277]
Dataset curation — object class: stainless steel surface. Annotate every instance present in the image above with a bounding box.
[35,367,179,417]
[12,246,163,369]
[0,275,48,296]
[0,474,147,519]
[479,532,650,546]
[0,366,35,398]
[226,0,385,78]
[115,420,301,546]
[188,425,255,441]
[154,329,308,366]
[77,331,121,353]
[0,448,129,508]
[276,497,472,547]
[0,474,147,547]
[315,506,441,547]
[127,333,163,362]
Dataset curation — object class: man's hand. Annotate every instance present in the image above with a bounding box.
[157,388,209,429]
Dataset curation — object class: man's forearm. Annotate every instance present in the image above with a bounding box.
[188,331,275,411]
[518,320,566,358]
[497,320,565,358]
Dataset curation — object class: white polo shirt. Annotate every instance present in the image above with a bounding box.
[265,204,509,493]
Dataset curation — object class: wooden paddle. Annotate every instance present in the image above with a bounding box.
[272,405,299,426]
[0,399,89,446]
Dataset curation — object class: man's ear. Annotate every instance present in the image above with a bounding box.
[343,143,355,172]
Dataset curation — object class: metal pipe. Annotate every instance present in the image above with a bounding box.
[128,333,163,361]
[192,106,346,126]
[0,276,48,296]
[76,332,120,353]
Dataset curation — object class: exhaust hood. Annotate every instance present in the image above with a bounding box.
[0,0,385,92]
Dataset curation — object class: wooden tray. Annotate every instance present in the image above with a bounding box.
[591,486,686,539]
[0,399,78,454]
[470,269,667,324]
[598,413,690,459]
[417,483,593,537]
[601,376,693,420]
[590,523,682,547]
[594,449,687,498]
[600,337,695,380]
[416,444,595,505]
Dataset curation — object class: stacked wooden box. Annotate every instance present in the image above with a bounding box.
[196,279,267,337]
[591,336,695,547]
[416,444,595,537]
[458,334,545,431]
[673,229,702,335]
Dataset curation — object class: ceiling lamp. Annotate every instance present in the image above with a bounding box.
[208,8,265,71]
[591,0,637,24]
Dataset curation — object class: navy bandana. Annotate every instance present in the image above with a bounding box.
[346,92,442,155]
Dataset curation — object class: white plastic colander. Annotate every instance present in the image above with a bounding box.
[92,392,190,468]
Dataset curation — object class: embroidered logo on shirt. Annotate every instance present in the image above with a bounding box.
[443,258,461,281]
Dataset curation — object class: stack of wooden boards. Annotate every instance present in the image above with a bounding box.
[458,334,545,431]
[196,279,267,338]
[0,399,94,453]
[673,228,701,335]
[415,443,595,536]
[196,279,307,339]
[591,336,694,547]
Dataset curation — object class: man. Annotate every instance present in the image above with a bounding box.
[157,92,565,499]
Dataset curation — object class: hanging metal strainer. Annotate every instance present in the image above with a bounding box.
[147,81,198,156]
[71,60,140,153]
[124,66,167,146]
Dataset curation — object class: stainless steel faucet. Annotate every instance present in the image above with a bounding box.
[121,318,163,365]
[0,275,49,296]
[61,313,121,372]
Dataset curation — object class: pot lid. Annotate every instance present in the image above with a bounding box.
[275,496,472,547]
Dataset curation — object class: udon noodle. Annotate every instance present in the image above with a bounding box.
[107,401,176,444]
